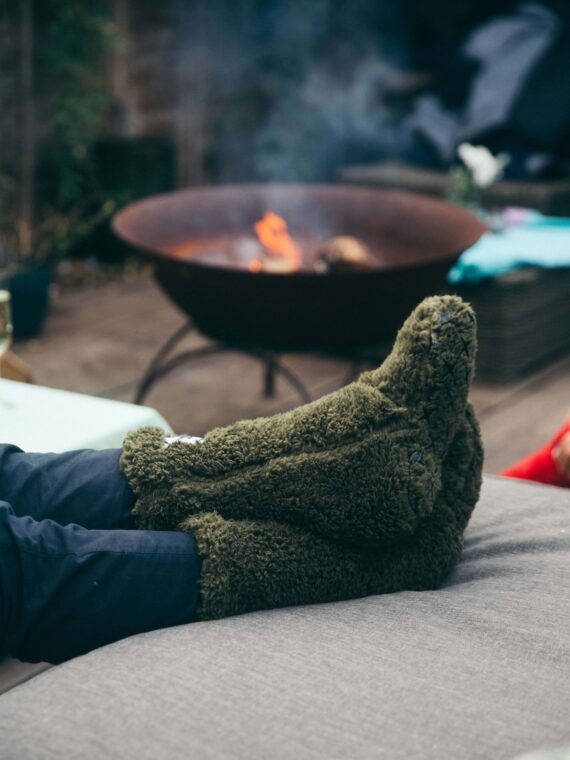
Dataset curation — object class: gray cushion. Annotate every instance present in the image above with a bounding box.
[1,476,569,760]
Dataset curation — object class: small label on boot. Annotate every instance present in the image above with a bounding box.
[164,435,204,447]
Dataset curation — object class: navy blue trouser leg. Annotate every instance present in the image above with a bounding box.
[0,445,202,664]
[0,444,137,528]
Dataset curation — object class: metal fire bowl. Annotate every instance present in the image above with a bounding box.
[112,183,485,350]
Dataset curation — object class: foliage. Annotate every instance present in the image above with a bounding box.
[0,0,121,272]
[38,1,117,208]
[447,143,509,210]
[446,165,482,209]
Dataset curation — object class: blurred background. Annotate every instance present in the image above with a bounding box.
[1,0,569,473]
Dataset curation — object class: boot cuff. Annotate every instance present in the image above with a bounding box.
[120,426,168,495]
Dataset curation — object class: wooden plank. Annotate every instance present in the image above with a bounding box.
[470,354,570,418]
[476,358,570,473]
[0,350,33,382]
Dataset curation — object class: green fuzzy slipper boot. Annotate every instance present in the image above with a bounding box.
[181,405,483,621]
[121,295,476,548]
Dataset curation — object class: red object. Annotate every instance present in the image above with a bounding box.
[501,421,570,488]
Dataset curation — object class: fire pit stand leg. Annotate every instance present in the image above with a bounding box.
[135,343,231,405]
[135,323,312,406]
[263,354,277,398]
[135,320,195,404]
[339,343,393,387]
[258,352,311,405]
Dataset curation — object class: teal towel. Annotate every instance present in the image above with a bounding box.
[448,214,570,284]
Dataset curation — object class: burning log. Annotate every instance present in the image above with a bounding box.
[317,236,377,272]
[173,214,378,275]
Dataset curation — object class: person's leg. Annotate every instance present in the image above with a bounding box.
[0,501,201,664]
[122,295,477,548]
[0,445,135,529]
[176,406,482,621]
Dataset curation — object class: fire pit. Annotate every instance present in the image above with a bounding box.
[112,183,484,402]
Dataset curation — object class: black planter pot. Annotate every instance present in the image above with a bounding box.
[1,264,51,339]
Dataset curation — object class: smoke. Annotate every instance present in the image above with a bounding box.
[188,1,411,183]
[252,54,406,182]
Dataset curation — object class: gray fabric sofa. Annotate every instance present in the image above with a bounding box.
[1,476,569,760]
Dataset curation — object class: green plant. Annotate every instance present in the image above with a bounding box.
[447,143,509,210]
[446,164,482,209]
[0,0,121,273]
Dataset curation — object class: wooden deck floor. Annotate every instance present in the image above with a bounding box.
[14,272,570,474]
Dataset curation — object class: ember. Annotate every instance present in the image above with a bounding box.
[169,215,374,275]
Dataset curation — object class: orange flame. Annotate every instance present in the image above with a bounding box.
[253,211,302,272]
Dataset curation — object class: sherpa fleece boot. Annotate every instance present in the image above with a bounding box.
[179,405,483,620]
[121,295,477,549]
